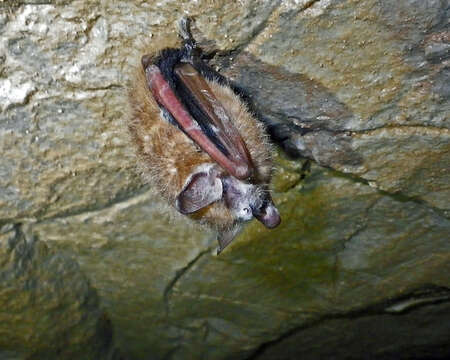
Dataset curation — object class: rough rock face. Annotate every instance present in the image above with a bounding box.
[0,224,115,359]
[0,1,449,360]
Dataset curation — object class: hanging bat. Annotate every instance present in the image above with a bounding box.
[128,18,280,253]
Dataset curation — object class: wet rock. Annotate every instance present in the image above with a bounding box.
[432,66,450,98]
[256,296,450,360]
[159,162,450,358]
[224,53,363,169]
[32,191,214,359]
[0,225,115,359]
[0,4,142,221]
[224,0,449,210]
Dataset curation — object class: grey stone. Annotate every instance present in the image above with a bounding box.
[433,67,450,98]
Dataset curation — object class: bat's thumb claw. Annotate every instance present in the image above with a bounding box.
[141,54,152,69]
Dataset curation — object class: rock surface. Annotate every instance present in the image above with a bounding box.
[0,224,115,359]
[0,1,449,359]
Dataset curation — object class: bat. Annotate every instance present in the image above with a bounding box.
[128,18,280,253]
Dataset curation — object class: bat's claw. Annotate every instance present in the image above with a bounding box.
[178,17,195,43]
[141,54,153,69]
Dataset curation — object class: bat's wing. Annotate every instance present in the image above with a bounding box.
[145,64,254,181]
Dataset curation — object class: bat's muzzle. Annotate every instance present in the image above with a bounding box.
[252,203,281,229]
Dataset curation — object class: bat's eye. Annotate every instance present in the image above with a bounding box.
[238,206,253,221]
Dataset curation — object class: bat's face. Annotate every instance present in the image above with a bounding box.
[175,163,280,229]
[133,18,280,252]
[222,175,280,229]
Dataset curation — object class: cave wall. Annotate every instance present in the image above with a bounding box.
[0,1,449,359]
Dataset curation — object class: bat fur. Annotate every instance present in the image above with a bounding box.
[127,18,279,252]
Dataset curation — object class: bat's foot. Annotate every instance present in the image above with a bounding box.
[178,17,195,44]
[177,17,198,63]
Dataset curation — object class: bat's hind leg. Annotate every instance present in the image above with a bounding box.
[178,17,195,45]
[177,17,197,63]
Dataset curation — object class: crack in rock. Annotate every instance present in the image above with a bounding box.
[246,285,450,360]
[1,186,152,226]
[163,248,213,316]
[328,167,449,219]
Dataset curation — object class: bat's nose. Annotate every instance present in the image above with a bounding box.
[252,203,281,229]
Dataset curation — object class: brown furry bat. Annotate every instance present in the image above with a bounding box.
[128,18,280,253]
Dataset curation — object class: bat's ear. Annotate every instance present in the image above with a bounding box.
[175,169,223,214]
[216,225,242,255]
